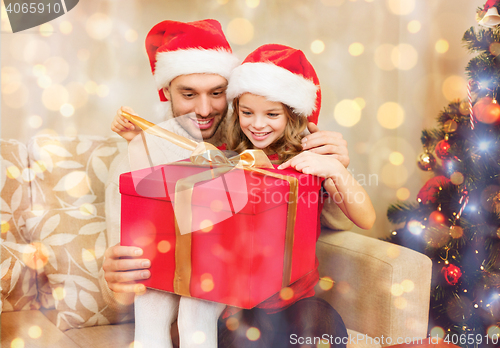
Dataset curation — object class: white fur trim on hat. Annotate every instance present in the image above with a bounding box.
[226,62,318,117]
[154,49,240,89]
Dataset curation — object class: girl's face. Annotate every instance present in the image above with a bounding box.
[238,93,287,150]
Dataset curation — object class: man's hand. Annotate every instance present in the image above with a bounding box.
[111,106,142,142]
[301,122,350,168]
[103,244,151,294]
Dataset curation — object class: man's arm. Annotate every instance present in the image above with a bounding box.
[301,122,354,230]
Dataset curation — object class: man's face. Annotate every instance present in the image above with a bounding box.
[163,73,228,141]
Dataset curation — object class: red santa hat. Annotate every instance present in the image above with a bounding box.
[227,44,321,124]
[146,19,239,102]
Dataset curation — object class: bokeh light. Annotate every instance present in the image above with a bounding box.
[311,40,325,54]
[349,42,364,56]
[334,99,362,127]
[391,283,404,296]
[80,203,97,216]
[435,39,449,54]
[129,341,143,348]
[246,327,261,341]
[44,56,70,83]
[394,297,408,309]
[279,287,294,300]
[319,276,334,291]
[42,84,69,111]
[60,21,73,35]
[85,81,98,94]
[401,279,414,292]
[487,325,500,339]
[408,220,423,235]
[386,0,415,16]
[97,84,110,98]
[354,97,366,109]
[396,187,410,200]
[82,249,96,262]
[320,0,345,6]
[449,225,463,239]
[125,29,138,42]
[10,338,24,348]
[246,0,260,8]
[377,102,405,129]
[52,286,66,301]
[22,39,50,63]
[226,18,254,45]
[442,75,467,101]
[192,331,206,344]
[386,245,400,258]
[430,326,445,339]
[389,151,404,165]
[28,115,43,129]
[1,221,10,234]
[86,13,113,40]
[210,200,223,212]
[28,325,42,339]
[374,44,396,70]
[226,317,239,331]
[407,20,421,33]
[157,240,171,253]
[391,44,418,70]
[22,168,35,182]
[200,219,214,232]
[2,66,22,94]
[67,82,89,108]
[37,75,52,89]
[200,273,215,292]
[60,103,75,117]
[39,23,53,37]
[450,171,464,185]
[6,165,21,179]
[4,85,29,109]
[490,42,500,56]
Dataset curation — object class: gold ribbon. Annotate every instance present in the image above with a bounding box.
[122,111,299,298]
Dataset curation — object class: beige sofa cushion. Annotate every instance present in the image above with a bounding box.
[1,139,39,312]
[26,204,133,331]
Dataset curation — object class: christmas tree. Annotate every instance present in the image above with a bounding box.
[387,1,500,347]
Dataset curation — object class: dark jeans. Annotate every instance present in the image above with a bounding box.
[217,297,348,348]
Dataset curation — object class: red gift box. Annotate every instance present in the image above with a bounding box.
[120,162,323,308]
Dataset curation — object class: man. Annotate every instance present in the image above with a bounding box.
[102,19,351,347]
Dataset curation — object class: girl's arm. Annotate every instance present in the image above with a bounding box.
[278,152,375,230]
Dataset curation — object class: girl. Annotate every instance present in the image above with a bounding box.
[217,44,376,347]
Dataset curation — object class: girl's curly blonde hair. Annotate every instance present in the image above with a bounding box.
[226,97,309,164]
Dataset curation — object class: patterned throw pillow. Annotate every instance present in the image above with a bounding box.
[1,139,39,312]
[26,203,133,331]
[28,135,127,211]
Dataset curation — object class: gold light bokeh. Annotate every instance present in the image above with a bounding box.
[52,286,66,301]
[86,13,113,40]
[318,276,334,291]
[354,97,366,109]
[407,20,421,33]
[381,163,408,188]
[157,240,171,253]
[28,115,43,129]
[42,84,69,111]
[82,249,96,262]
[44,56,70,83]
[10,338,24,348]
[200,219,214,232]
[401,279,414,292]
[320,0,345,6]
[389,151,404,165]
[430,326,445,339]
[391,44,418,70]
[60,103,75,117]
[226,18,254,45]
[80,203,97,216]
[334,99,362,127]
[125,30,138,43]
[349,42,364,56]
[435,39,449,54]
[442,75,467,101]
[39,23,53,37]
[1,221,10,234]
[28,325,42,339]
[311,40,325,54]
[487,325,500,339]
[246,327,261,341]
[490,42,500,56]
[60,21,73,35]
[386,245,400,259]
[279,287,294,300]
[6,165,21,179]
[246,0,260,8]
[377,102,405,129]
[450,171,464,185]
[396,187,410,201]
[374,44,396,70]
[394,297,408,309]
[226,317,239,331]
[192,331,206,344]
[391,283,404,296]
[386,0,415,16]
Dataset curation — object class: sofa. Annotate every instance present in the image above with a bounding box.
[1,135,432,348]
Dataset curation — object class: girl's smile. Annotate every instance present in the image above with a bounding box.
[238,93,287,150]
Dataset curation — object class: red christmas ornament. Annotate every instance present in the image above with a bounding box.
[441,264,462,285]
[473,97,500,124]
[417,176,451,204]
[435,139,452,159]
[429,210,446,225]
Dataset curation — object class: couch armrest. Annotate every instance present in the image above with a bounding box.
[316,231,431,346]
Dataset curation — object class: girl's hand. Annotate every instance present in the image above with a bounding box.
[111,106,141,142]
[278,151,343,178]
[301,122,350,168]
